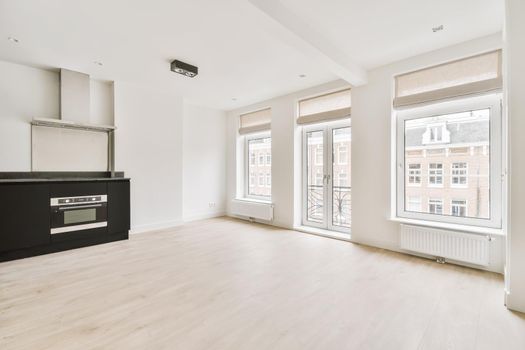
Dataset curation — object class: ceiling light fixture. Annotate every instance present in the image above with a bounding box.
[93,61,103,66]
[7,36,19,43]
[432,25,444,33]
[170,59,198,78]
[299,74,306,78]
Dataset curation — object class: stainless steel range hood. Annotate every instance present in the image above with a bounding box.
[32,69,115,132]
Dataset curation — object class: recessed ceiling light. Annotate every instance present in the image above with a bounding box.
[7,36,19,43]
[93,61,103,66]
[299,74,306,78]
[432,25,444,33]
[232,98,237,101]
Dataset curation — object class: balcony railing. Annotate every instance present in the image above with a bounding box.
[307,185,351,228]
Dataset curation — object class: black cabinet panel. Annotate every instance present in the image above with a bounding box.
[0,184,50,252]
[50,182,107,198]
[107,181,130,234]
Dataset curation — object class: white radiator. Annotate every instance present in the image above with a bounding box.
[400,224,491,266]
[231,199,274,221]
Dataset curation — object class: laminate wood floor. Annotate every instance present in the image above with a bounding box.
[1,217,524,350]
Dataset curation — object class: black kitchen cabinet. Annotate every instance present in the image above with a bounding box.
[107,181,130,235]
[0,174,130,262]
[50,182,107,198]
[0,183,50,252]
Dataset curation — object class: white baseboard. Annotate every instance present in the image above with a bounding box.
[505,292,525,313]
[183,210,226,223]
[130,220,183,235]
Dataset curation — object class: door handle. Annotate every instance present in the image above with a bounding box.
[58,204,102,210]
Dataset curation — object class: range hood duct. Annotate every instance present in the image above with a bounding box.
[32,68,114,132]
[60,68,91,124]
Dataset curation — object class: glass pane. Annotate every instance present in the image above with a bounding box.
[306,130,324,223]
[404,108,490,219]
[332,127,351,228]
[248,137,271,197]
[64,208,97,225]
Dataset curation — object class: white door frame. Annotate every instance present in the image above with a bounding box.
[302,120,351,233]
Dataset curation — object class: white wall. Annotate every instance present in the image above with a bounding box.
[0,60,114,171]
[0,61,59,171]
[0,60,228,233]
[351,34,505,273]
[114,82,184,232]
[226,34,506,272]
[183,104,227,221]
[90,80,114,126]
[505,0,525,313]
[352,34,502,252]
[226,80,350,228]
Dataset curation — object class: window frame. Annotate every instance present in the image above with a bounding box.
[396,94,502,229]
[244,131,272,201]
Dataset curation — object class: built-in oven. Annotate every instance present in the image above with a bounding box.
[50,195,108,234]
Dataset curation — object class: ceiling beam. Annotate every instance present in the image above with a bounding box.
[248,0,367,86]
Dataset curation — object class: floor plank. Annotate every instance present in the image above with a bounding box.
[0,217,524,350]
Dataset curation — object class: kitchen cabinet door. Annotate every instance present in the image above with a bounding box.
[0,184,50,252]
[107,181,130,235]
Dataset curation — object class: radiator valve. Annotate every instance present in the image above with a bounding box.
[436,257,446,264]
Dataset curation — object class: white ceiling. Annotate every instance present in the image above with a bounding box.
[0,0,503,110]
[274,0,504,69]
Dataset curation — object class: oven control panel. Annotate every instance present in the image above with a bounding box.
[51,195,107,207]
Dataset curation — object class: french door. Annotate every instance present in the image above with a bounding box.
[302,122,351,233]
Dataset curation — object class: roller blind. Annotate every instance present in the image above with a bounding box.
[239,108,271,135]
[394,50,502,108]
[297,89,351,125]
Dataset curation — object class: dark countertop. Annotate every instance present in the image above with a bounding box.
[0,171,129,184]
[0,177,130,183]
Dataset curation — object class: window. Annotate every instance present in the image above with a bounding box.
[315,146,323,166]
[407,164,421,185]
[246,134,271,199]
[315,171,323,186]
[338,172,348,187]
[266,153,271,165]
[338,145,348,165]
[428,199,443,215]
[451,162,468,187]
[407,197,421,212]
[451,200,467,217]
[396,94,502,228]
[428,163,443,186]
[423,124,450,144]
[395,51,502,228]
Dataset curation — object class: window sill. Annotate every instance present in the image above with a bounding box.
[390,217,505,236]
[294,225,351,241]
[235,197,272,205]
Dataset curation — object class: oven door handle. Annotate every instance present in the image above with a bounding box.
[58,204,103,210]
